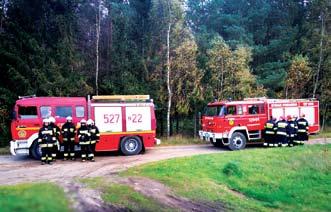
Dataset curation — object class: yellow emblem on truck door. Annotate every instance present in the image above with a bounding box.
[229,119,234,126]
[18,130,27,138]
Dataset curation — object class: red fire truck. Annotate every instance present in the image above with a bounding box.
[199,98,319,150]
[10,95,160,159]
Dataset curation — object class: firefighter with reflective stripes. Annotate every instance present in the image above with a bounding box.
[49,116,60,161]
[87,119,100,162]
[276,116,288,147]
[38,118,54,165]
[62,116,76,160]
[77,119,90,162]
[296,114,309,145]
[286,115,297,147]
[264,116,277,147]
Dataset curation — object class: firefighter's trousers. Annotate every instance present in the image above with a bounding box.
[296,132,308,145]
[80,143,89,161]
[63,141,76,159]
[41,144,54,163]
[88,141,96,160]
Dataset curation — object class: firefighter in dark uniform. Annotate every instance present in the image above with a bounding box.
[87,119,100,162]
[296,114,309,145]
[77,119,90,162]
[49,116,60,161]
[38,118,54,165]
[264,116,277,147]
[286,115,297,147]
[276,116,288,147]
[62,116,76,160]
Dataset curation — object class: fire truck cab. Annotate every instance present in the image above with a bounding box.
[10,95,160,159]
[199,98,319,150]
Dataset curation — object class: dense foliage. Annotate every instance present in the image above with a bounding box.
[0,0,330,141]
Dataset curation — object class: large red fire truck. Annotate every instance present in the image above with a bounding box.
[10,95,160,159]
[199,98,319,150]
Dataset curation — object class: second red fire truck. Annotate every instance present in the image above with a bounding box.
[10,95,160,159]
[199,97,319,150]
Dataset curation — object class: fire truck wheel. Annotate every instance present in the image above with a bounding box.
[30,140,42,160]
[229,132,246,151]
[121,136,143,156]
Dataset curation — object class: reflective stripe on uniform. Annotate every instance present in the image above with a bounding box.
[265,131,275,134]
[63,138,68,141]
[70,138,75,141]
[52,154,56,157]
[41,157,46,161]
[88,153,94,157]
[96,134,100,136]
[277,131,287,136]
[266,123,274,128]
[298,129,306,132]
[70,128,74,132]
[47,157,53,161]
[81,154,86,158]
[70,153,75,156]
[90,140,96,144]
[64,153,69,157]
[42,130,53,135]
[278,123,287,128]
[40,144,47,148]
[298,122,306,125]
[90,129,96,133]
[63,129,68,131]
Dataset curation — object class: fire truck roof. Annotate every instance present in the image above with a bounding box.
[208,98,317,106]
[16,97,86,105]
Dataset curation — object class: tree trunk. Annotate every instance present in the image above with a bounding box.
[95,0,101,95]
[313,11,325,98]
[166,0,172,139]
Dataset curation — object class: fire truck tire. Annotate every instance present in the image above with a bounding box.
[229,132,246,151]
[120,136,143,156]
[30,140,42,160]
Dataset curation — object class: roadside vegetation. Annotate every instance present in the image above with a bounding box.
[80,177,170,211]
[125,144,331,211]
[0,183,70,212]
[159,135,205,146]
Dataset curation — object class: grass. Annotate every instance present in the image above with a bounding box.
[0,183,70,212]
[159,135,206,146]
[80,177,171,211]
[312,127,331,138]
[124,144,331,211]
[0,146,10,155]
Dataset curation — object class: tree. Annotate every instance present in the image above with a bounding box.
[285,55,312,98]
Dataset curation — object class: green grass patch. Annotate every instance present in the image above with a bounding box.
[0,183,70,212]
[0,146,10,155]
[160,135,206,146]
[125,145,331,211]
[80,177,171,211]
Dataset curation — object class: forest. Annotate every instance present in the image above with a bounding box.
[0,0,330,144]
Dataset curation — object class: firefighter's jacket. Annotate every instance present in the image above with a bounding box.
[77,125,90,145]
[89,125,100,144]
[50,123,61,142]
[296,118,309,134]
[276,120,288,136]
[264,119,276,135]
[38,125,55,148]
[62,122,76,142]
[286,120,297,138]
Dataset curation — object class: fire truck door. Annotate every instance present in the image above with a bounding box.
[94,107,123,132]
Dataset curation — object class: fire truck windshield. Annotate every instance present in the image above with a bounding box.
[204,105,225,116]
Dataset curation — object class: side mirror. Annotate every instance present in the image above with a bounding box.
[11,111,17,120]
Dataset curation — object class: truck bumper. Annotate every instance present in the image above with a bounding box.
[10,140,30,156]
[198,131,227,143]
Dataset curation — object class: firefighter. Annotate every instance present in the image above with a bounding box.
[38,118,54,165]
[276,116,288,147]
[77,119,90,162]
[286,115,297,147]
[62,116,76,160]
[49,116,60,161]
[87,119,100,162]
[296,114,309,145]
[264,116,277,147]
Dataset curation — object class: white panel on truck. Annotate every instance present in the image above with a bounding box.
[284,107,299,118]
[94,107,122,132]
[126,107,151,132]
[271,108,283,120]
[300,107,315,125]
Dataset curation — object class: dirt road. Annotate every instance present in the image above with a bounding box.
[0,145,223,185]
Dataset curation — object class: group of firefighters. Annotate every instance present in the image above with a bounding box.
[263,114,309,147]
[37,116,100,165]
